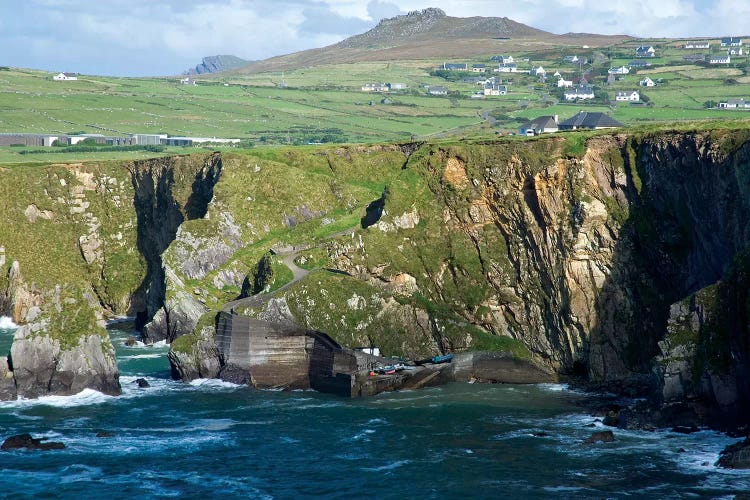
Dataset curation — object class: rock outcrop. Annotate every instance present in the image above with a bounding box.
[185,55,250,75]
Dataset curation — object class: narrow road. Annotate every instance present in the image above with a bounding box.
[222,226,357,313]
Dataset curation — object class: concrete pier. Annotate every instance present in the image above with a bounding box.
[212,310,555,397]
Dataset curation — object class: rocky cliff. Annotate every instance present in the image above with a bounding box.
[184,55,251,75]
[0,153,222,399]
[166,131,750,429]
[2,130,750,419]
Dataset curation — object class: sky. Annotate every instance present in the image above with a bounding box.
[0,0,744,77]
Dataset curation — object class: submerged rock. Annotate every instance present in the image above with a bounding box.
[135,378,150,388]
[583,430,615,445]
[717,437,750,469]
[1,434,65,451]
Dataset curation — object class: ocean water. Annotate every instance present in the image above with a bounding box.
[0,320,748,499]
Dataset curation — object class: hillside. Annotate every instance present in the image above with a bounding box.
[232,8,628,74]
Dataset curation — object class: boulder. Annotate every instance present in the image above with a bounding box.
[583,430,615,445]
[11,327,120,399]
[168,325,222,382]
[717,437,750,469]
[135,378,150,388]
[1,434,65,451]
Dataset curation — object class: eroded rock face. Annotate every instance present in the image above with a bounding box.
[10,327,120,399]
[168,325,222,382]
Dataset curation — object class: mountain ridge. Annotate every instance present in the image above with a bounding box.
[230,8,628,75]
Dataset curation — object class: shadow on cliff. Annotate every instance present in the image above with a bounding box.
[129,154,223,336]
[584,134,750,405]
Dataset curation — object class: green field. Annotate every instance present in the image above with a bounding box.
[2,35,750,151]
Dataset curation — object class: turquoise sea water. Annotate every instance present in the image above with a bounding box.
[0,321,748,499]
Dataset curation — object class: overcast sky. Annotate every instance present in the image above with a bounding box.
[1,0,743,76]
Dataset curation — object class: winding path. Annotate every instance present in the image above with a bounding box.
[221,226,357,313]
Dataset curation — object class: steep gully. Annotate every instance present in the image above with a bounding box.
[127,153,222,342]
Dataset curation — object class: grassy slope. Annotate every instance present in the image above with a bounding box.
[3,34,750,157]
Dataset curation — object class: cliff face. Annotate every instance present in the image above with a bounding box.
[2,130,750,415]
[0,153,221,399]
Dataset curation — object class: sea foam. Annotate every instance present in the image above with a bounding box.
[0,316,18,329]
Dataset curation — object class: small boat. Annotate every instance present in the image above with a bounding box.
[413,353,454,365]
[431,353,453,364]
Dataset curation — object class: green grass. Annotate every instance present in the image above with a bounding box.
[3,41,750,146]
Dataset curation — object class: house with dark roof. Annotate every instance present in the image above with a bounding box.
[472,64,486,73]
[519,115,558,136]
[683,54,707,63]
[558,112,624,130]
[443,63,467,71]
[721,37,743,47]
[563,85,595,101]
[428,86,448,96]
[710,54,731,64]
[635,45,656,57]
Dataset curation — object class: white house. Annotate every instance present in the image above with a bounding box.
[608,66,630,75]
[53,72,77,81]
[533,66,546,77]
[495,63,518,73]
[563,55,579,63]
[557,78,573,88]
[428,86,448,96]
[710,54,731,64]
[728,47,744,56]
[615,90,640,101]
[719,98,750,109]
[361,83,389,92]
[484,84,508,96]
[472,64,486,73]
[564,85,595,101]
[684,42,710,49]
[640,77,656,87]
[180,77,196,85]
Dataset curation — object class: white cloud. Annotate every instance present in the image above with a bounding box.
[0,0,740,75]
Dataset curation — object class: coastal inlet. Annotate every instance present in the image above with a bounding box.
[0,321,748,498]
